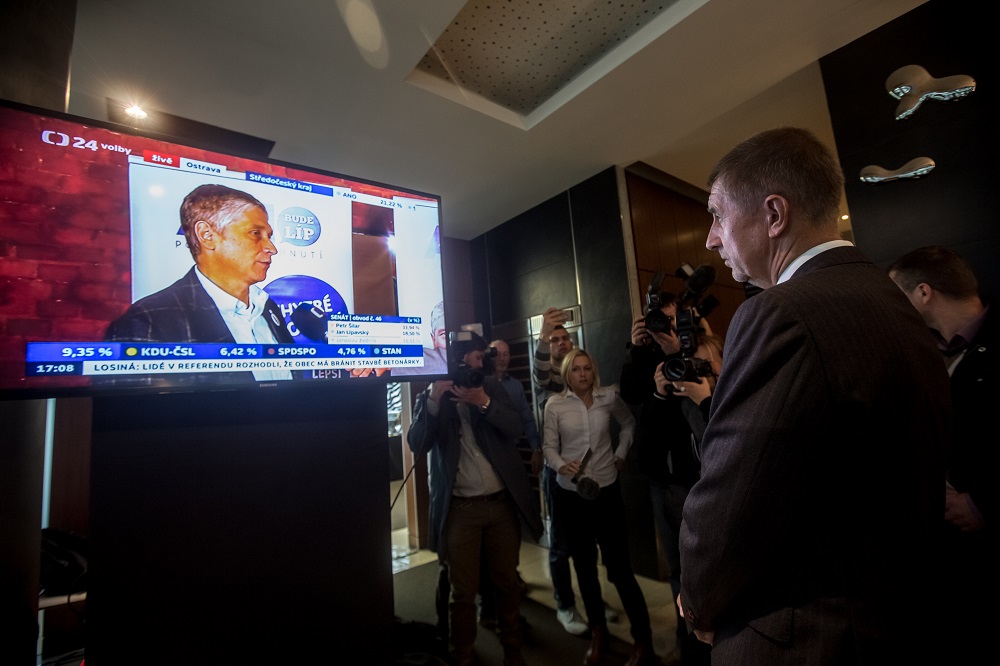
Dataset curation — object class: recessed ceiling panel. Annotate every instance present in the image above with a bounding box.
[410,0,700,128]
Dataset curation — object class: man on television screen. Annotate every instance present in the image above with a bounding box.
[104,183,293,381]
[392,299,448,378]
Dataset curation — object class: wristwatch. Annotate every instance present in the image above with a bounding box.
[479,398,491,414]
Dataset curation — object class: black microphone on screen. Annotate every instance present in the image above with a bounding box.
[290,303,329,342]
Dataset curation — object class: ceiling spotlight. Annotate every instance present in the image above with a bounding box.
[841,214,849,221]
[336,0,389,69]
[124,104,147,120]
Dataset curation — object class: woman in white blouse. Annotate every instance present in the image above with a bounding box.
[542,348,656,666]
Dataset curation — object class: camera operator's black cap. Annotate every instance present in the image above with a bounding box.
[450,330,488,357]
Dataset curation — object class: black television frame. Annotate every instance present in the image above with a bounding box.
[0,98,451,400]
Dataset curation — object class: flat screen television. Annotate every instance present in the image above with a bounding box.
[0,99,450,399]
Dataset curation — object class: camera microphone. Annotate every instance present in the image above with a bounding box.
[571,450,600,500]
[291,303,330,342]
[571,449,593,485]
[688,264,716,292]
[644,271,673,333]
[679,264,716,306]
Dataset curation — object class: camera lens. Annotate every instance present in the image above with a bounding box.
[645,309,672,333]
[663,357,712,383]
[452,363,484,388]
[663,357,691,382]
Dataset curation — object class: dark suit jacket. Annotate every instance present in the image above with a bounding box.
[940,304,994,661]
[103,267,293,385]
[105,267,292,344]
[948,305,994,522]
[406,375,544,554]
[619,341,700,487]
[679,246,951,664]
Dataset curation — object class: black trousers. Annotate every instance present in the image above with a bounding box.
[552,479,652,644]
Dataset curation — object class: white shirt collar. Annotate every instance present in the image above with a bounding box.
[194,266,268,316]
[777,239,854,285]
[194,267,290,380]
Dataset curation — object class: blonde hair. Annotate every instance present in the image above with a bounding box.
[697,334,724,369]
[560,348,601,393]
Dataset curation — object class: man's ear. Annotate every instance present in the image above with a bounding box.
[763,194,790,239]
[194,220,216,250]
[916,282,934,305]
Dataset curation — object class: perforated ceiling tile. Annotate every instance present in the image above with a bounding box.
[413,0,688,125]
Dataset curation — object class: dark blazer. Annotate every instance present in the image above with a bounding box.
[940,304,994,666]
[619,341,700,487]
[105,267,292,344]
[948,305,994,522]
[103,267,293,385]
[407,375,544,554]
[679,246,951,664]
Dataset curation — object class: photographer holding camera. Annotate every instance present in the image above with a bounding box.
[619,286,712,666]
[655,334,724,455]
[407,331,543,666]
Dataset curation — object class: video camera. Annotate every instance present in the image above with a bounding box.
[447,330,496,388]
[644,271,673,333]
[660,263,720,383]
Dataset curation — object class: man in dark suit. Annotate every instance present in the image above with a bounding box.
[677,127,951,664]
[888,245,993,666]
[104,184,293,382]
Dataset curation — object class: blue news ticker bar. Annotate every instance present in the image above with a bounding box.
[330,314,422,324]
[26,342,424,363]
[245,171,335,197]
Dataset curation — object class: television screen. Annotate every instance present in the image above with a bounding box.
[0,99,450,399]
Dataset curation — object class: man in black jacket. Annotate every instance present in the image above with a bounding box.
[619,292,709,665]
[408,331,543,666]
[889,244,993,666]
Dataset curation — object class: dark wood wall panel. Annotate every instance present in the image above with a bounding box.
[442,235,476,330]
[569,167,634,385]
[50,396,92,534]
[625,168,742,341]
[472,168,635,387]
[1,399,47,663]
[628,174,685,276]
[482,193,577,327]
